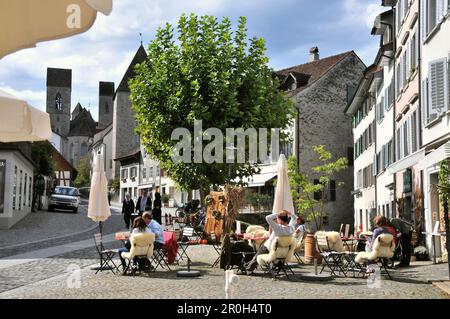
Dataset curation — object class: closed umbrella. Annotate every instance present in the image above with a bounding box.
[0,0,113,59]
[88,152,110,226]
[272,154,295,215]
[0,89,52,142]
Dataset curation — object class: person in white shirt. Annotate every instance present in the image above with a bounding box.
[245,210,296,273]
[294,216,307,241]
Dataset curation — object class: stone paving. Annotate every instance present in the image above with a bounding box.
[0,244,448,299]
[0,205,448,299]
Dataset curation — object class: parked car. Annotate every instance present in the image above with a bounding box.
[48,186,80,213]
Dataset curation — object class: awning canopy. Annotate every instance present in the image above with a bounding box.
[418,142,450,170]
[0,89,52,142]
[0,0,113,59]
[237,165,278,187]
[387,149,425,174]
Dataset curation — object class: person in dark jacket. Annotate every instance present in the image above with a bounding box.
[121,193,134,229]
[152,192,162,225]
[135,190,152,216]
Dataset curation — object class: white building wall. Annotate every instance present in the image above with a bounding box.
[0,151,34,229]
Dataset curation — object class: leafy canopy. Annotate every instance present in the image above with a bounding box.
[130,14,294,193]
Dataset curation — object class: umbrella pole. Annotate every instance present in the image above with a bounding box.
[99,221,103,269]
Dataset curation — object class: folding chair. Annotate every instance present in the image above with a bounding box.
[177,227,198,262]
[315,232,347,276]
[152,246,172,271]
[293,237,305,265]
[355,233,395,280]
[121,233,155,276]
[210,232,222,267]
[93,233,119,274]
[257,236,296,279]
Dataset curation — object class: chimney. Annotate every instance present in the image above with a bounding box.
[309,46,319,62]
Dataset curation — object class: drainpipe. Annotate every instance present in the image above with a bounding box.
[392,4,398,218]
[418,0,426,242]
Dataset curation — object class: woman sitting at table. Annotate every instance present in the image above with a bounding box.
[118,217,152,271]
[365,215,397,252]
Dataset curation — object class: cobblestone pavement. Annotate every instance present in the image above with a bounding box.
[0,206,125,258]
[0,245,448,299]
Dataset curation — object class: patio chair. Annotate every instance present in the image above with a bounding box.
[257,235,296,279]
[121,233,155,276]
[315,231,347,276]
[152,244,172,271]
[210,232,222,267]
[177,226,199,262]
[293,234,306,265]
[93,233,119,274]
[355,233,395,280]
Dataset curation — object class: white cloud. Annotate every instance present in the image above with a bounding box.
[341,0,384,29]
[0,86,46,111]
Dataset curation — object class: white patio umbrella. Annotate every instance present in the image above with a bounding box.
[272,154,295,215]
[0,0,113,59]
[0,89,52,142]
[88,152,111,226]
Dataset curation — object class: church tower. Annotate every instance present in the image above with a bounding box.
[46,68,72,137]
[98,81,115,129]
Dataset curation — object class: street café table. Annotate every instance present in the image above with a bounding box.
[114,231,178,264]
[340,235,367,277]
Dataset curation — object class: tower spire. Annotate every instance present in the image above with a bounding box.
[139,32,143,46]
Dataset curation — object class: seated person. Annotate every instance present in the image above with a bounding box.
[118,217,152,269]
[366,215,397,252]
[143,211,165,250]
[294,216,306,241]
[245,209,296,273]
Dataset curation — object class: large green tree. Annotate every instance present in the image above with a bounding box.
[130,14,293,198]
[74,155,91,188]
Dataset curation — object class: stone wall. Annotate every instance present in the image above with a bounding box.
[293,54,365,231]
[46,86,71,138]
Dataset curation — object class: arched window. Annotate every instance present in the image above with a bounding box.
[80,142,88,156]
[105,102,109,114]
[55,93,63,111]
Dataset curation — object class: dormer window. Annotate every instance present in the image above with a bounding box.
[55,93,63,111]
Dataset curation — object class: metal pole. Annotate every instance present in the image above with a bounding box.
[443,195,450,278]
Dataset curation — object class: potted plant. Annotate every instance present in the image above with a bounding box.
[287,146,348,263]
[414,246,428,261]
[161,193,170,207]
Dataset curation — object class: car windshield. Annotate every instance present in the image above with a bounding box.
[54,187,78,196]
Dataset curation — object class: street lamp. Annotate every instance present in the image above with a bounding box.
[225,143,237,185]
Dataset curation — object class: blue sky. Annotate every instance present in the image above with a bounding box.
[0,0,383,120]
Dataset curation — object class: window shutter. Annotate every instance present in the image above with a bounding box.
[429,59,448,118]
[406,42,411,81]
[373,154,377,176]
[408,116,413,155]
[422,78,429,124]
[421,0,428,40]
[448,53,450,111]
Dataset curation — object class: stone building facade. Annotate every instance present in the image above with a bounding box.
[276,49,366,231]
[111,45,147,177]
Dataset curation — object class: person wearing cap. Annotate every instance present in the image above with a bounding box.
[244,210,296,273]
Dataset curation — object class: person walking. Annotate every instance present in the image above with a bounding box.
[152,192,162,225]
[121,193,134,230]
[135,190,152,216]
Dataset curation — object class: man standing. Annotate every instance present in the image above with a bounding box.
[390,217,414,267]
[135,190,152,216]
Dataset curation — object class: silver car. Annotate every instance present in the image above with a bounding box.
[48,186,80,213]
